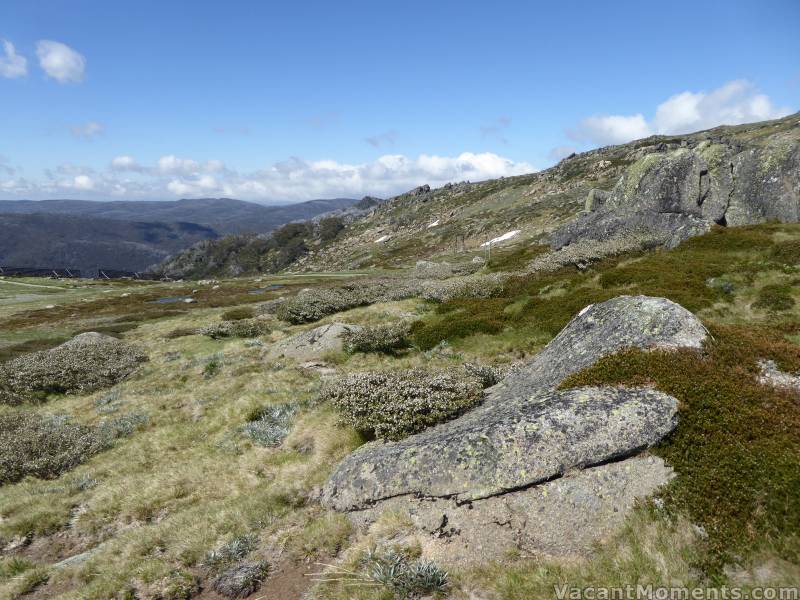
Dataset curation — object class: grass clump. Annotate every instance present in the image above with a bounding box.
[322,366,491,440]
[343,321,412,354]
[206,533,258,570]
[239,402,297,447]
[0,411,111,486]
[199,319,272,339]
[220,307,256,321]
[753,284,796,311]
[318,547,449,598]
[770,239,800,265]
[561,324,800,575]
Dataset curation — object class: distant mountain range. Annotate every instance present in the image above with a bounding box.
[0,197,357,275]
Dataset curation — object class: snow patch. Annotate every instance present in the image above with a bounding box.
[374,235,391,243]
[427,220,440,228]
[481,230,520,247]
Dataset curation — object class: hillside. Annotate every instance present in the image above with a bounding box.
[0,214,218,275]
[158,112,799,279]
[0,197,361,276]
[1,220,798,599]
[0,197,358,236]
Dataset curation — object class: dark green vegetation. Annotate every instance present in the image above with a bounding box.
[561,325,800,576]
[411,224,800,350]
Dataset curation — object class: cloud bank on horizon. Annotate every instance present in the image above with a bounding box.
[1,152,536,202]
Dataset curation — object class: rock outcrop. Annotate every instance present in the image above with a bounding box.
[266,322,362,362]
[323,385,678,511]
[323,296,705,509]
[552,125,800,250]
[351,455,674,564]
[321,296,707,558]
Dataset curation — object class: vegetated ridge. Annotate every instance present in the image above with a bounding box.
[159,112,800,278]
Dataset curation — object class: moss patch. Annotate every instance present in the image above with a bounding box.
[561,324,800,575]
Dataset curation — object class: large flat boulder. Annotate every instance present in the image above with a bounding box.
[351,455,674,564]
[322,385,678,511]
[266,323,362,363]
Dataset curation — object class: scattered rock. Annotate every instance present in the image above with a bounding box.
[758,359,800,393]
[266,323,363,362]
[213,561,270,598]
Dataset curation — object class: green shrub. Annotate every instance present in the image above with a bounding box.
[0,411,111,485]
[561,324,800,574]
[411,298,512,350]
[753,284,795,311]
[203,360,221,378]
[323,366,492,440]
[221,307,256,321]
[206,533,258,569]
[200,319,272,340]
[343,321,412,354]
[0,334,147,405]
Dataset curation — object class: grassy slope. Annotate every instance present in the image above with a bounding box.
[0,224,799,598]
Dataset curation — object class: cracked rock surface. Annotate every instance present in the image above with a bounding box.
[352,455,674,564]
[322,386,678,511]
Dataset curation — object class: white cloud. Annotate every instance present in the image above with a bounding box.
[568,80,792,146]
[0,152,536,201]
[569,114,650,146]
[36,40,85,83]
[70,121,104,140]
[0,39,27,78]
[158,154,205,175]
[651,80,789,134]
[72,175,94,190]
[111,155,139,171]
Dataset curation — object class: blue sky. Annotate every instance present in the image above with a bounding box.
[0,0,798,202]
